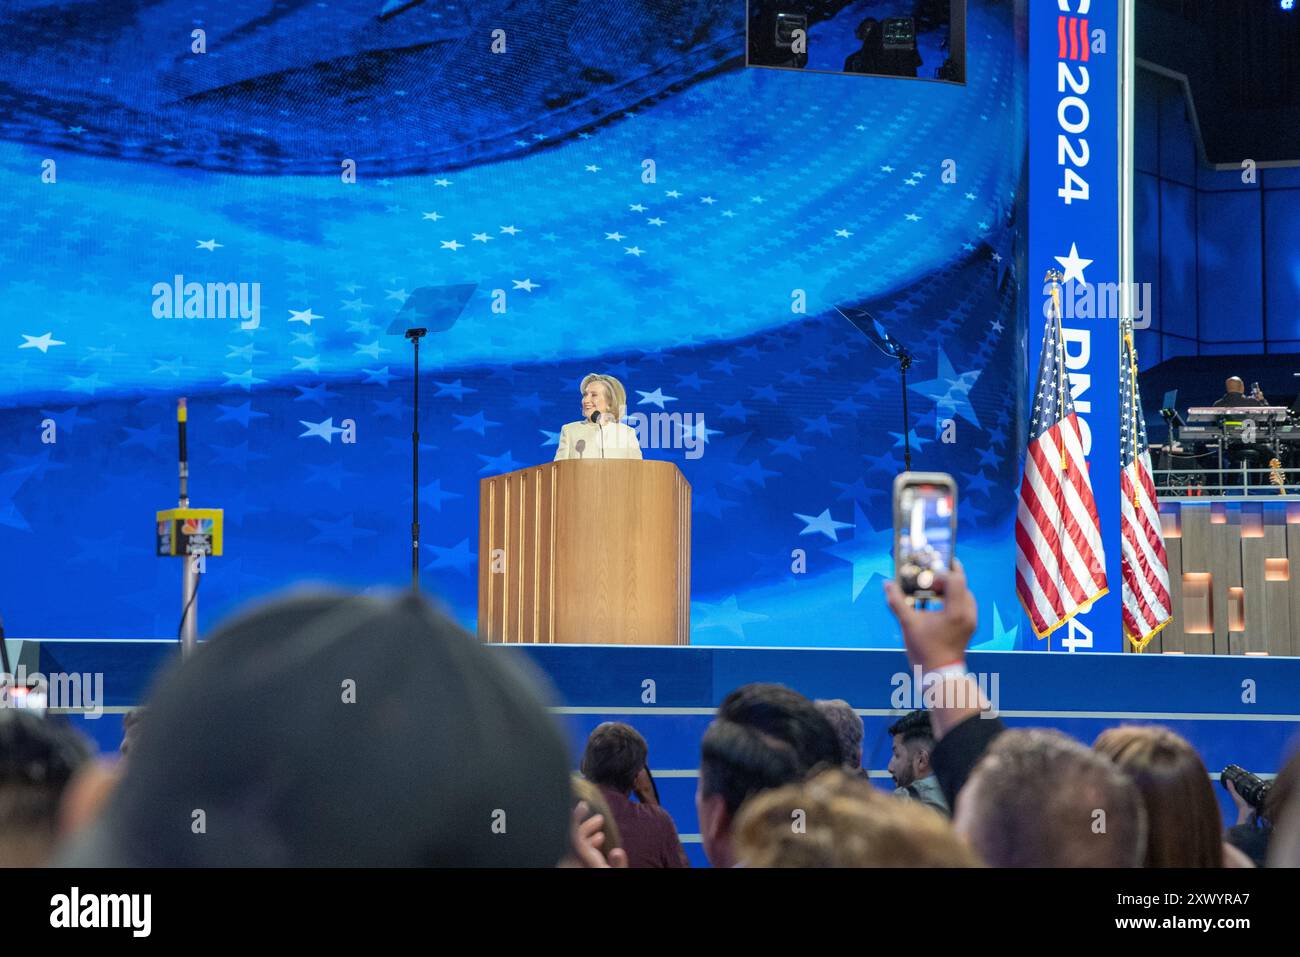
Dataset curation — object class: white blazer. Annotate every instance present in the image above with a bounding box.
[554,419,643,460]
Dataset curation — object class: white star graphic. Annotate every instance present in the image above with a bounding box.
[512,279,539,292]
[195,239,223,251]
[440,240,463,251]
[691,595,768,640]
[289,308,321,325]
[794,508,855,542]
[19,332,66,353]
[299,418,345,443]
[636,388,677,408]
[1054,242,1093,285]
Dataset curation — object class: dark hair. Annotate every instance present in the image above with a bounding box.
[815,699,864,767]
[966,729,1147,868]
[888,710,935,750]
[1094,726,1223,867]
[0,712,92,831]
[700,720,803,816]
[700,684,844,816]
[581,722,649,793]
[1265,746,1300,830]
[718,684,843,770]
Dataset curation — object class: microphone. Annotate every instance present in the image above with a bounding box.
[574,439,586,459]
[590,411,607,457]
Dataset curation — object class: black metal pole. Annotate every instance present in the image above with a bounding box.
[406,328,427,590]
[413,336,419,589]
[900,353,913,472]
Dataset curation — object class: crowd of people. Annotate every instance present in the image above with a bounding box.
[2,563,1298,868]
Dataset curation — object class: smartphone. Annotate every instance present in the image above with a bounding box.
[893,472,957,603]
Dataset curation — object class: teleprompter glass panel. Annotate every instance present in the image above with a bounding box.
[746,1,965,83]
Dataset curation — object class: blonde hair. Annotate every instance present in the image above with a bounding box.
[733,767,981,868]
[571,775,623,853]
[580,373,628,422]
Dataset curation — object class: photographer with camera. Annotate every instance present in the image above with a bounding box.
[1224,757,1300,867]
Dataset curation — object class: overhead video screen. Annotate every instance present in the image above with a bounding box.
[747,0,966,82]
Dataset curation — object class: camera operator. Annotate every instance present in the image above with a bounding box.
[1224,755,1300,866]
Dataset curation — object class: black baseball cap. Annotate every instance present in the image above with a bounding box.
[59,589,572,866]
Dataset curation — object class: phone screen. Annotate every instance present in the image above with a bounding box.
[897,482,954,595]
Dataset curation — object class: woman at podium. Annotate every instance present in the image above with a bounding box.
[554,373,643,460]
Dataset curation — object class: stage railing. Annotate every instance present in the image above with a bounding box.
[1154,467,1300,499]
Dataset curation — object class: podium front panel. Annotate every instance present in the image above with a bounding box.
[478,460,689,645]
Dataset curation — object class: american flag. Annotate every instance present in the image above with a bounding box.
[1120,319,1172,649]
[1016,274,1108,638]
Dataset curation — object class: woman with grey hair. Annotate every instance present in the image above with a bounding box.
[554,373,642,460]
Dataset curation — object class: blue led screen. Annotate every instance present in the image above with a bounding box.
[0,0,1028,649]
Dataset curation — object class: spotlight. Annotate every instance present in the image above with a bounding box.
[1283,0,1295,11]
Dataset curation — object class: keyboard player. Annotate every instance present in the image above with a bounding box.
[1212,376,1266,408]
[1207,376,1271,486]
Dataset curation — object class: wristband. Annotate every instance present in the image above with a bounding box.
[922,661,968,684]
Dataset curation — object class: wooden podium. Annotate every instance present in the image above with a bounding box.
[478,460,690,645]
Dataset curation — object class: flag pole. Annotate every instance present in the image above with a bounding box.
[1123,317,1140,509]
[1048,269,1067,473]
[1047,268,1068,630]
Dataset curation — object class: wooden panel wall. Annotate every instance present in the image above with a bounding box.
[1158,500,1297,656]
